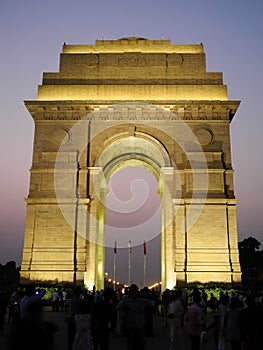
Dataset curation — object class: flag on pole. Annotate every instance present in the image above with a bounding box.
[114,241,117,255]
[143,241,147,255]
[128,240,132,254]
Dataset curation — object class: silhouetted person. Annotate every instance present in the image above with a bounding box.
[7,284,56,350]
[140,287,154,337]
[226,297,241,350]
[52,289,59,311]
[0,289,8,335]
[162,288,171,328]
[240,295,262,350]
[218,293,229,350]
[20,284,46,320]
[92,287,115,350]
[122,284,146,350]
[65,286,87,350]
[187,292,205,350]
[208,292,218,313]
[167,289,185,350]
[72,301,94,350]
[207,314,219,349]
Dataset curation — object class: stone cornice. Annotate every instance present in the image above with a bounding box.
[24,100,240,122]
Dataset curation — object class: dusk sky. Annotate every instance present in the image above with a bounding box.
[1,0,263,286]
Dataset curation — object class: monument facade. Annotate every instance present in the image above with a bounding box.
[20,38,241,290]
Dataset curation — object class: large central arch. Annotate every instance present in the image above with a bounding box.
[92,127,174,289]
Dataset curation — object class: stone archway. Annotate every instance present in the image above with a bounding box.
[20,38,241,289]
[87,131,174,291]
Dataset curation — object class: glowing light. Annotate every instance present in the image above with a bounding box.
[84,272,94,291]
[149,282,161,289]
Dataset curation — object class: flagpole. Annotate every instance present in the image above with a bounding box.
[128,240,131,286]
[143,241,147,287]
[113,253,116,291]
[144,254,146,287]
[114,241,117,291]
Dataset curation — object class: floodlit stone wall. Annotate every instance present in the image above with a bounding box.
[20,38,241,289]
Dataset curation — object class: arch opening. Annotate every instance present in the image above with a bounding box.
[105,166,161,288]
[90,130,175,291]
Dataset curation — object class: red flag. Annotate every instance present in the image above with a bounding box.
[143,241,147,255]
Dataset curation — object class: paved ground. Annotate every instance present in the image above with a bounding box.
[0,310,231,350]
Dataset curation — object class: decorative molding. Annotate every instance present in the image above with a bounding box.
[25,101,240,121]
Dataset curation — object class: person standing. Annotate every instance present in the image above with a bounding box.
[65,287,87,350]
[92,287,115,350]
[61,289,67,311]
[72,301,94,350]
[187,292,205,350]
[122,284,147,350]
[217,293,229,350]
[52,289,59,312]
[240,295,262,350]
[0,289,8,335]
[226,297,241,350]
[167,289,185,350]
[20,285,46,320]
[8,284,57,350]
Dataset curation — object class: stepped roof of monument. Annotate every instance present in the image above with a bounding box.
[62,38,204,54]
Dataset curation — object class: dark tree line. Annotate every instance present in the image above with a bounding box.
[0,261,20,290]
[238,237,263,288]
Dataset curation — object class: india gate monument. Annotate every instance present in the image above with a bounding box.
[20,37,241,290]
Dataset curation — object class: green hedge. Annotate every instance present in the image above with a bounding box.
[174,282,248,301]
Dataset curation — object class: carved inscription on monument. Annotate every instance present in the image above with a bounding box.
[117,56,147,66]
[84,53,183,67]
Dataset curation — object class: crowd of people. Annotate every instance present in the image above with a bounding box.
[164,287,263,350]
[63,284,157,350]
[0,284,263,350]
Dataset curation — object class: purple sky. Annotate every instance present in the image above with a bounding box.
[1,1,263,286]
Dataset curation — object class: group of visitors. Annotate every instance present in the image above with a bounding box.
[43,284,263,350]
[2,284,57,349]
[0,283,156,350]
[165,287,263,350]
[1,284,263,350]
[64,284,155,350]
[51,288,67,312]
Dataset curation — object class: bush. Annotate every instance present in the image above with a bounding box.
[173,282,247,302]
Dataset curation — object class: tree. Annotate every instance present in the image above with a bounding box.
[238,237,263,287]
[0,261,20,290]
[239,237,261,252]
